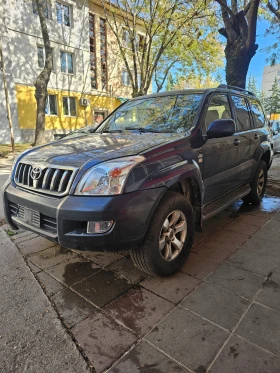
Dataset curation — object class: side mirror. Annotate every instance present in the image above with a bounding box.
[207,119,235,139]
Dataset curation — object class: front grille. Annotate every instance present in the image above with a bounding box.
[8,202,57,235]
[14,162,76,196]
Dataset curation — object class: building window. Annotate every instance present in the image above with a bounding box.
[60,51,74,74]
[94,111,107,125]
[122,29,131,49]
[62,97,76,116]
[100,18,107,90]
[89,14,97,89]
[32,0,49,18]
[56,2,71,26]
[122,69,131,86]
[37,46,54,70]
[45,95,58,115]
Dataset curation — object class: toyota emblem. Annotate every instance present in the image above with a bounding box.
[30,167,42,180]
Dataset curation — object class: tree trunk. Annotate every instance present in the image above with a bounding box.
[0,42,15,152]
[225,37,257,88]
[34,78,48,145]
[33,0,52,146]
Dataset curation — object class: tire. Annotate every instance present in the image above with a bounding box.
[242,160,267,205]
[130,191,195,277]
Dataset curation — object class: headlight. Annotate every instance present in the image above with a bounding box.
[75,156,145,195]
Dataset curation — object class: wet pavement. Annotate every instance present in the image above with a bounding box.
[3,194,280,373]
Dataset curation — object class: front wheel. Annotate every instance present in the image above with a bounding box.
[130,192,194,277]
[243,160,267,204]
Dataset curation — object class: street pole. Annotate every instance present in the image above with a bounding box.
[0,40,15,152]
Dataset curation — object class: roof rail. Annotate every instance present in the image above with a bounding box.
[217,84,255,96]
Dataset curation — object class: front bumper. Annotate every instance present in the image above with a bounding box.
[2,180,166,251]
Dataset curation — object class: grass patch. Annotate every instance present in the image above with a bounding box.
[0,144,32,158]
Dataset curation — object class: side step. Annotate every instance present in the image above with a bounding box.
[203,184,251,220]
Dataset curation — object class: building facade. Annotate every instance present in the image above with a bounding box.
[0,0,143,143]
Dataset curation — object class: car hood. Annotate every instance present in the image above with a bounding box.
[21,132,183,168]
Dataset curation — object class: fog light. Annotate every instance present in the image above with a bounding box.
[87,220,113,234]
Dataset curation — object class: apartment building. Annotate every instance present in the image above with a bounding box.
[0,0,144,143]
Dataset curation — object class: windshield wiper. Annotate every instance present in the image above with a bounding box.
[125,127,165,133]
[100,129,124,133]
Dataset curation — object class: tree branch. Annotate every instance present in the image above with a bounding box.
[267,0,280,20]
[246,0,260,48]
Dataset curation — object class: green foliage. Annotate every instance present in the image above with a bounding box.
[166,73,175,91]
[247,76,259,96]
[264,77,280,117]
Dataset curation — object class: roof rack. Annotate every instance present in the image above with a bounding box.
[217,84,255,97]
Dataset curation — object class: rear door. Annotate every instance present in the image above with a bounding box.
[202,93,242,204]
[245,98,268,181]
[230,95,256,185]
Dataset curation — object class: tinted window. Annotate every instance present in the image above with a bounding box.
[231,96,252,131]
[205,94,232,129]
[97,94,203,133]
[249,99,266,128]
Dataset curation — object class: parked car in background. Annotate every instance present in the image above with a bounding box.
[2,85,273,277]
[271,120,280,153]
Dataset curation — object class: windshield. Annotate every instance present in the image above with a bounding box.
[96,94,203,134]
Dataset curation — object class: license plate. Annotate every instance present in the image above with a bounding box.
[23,208,40,227]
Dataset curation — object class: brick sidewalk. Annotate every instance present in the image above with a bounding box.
[5,195,280,373]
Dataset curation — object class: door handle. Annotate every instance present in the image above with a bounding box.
[233,139,240,146]
[254,133,259,139]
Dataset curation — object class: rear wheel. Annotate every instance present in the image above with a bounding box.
[130,192,194,277]
[243,160,267,204]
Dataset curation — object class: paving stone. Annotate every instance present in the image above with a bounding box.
[146,307,229,372]
[255,227,280,243]
[105,287,173,336]
[28,262,41,274]
[81,251,123,266]
[11,231,38,243]
[108,340,190,373]
[273,211,280,221]
[28,245,74,269]
[209,335,280,373]
[263,218,280,230]
[225,220,261,236]
[45,257,101,286]
[240,236,280,259]
[233,214,271,227]
[227,248,279,276]
[236,303,280,355]
[72,270,131,307]
[256,279,280,312]
[182,282,249,330]
[180,252,221,280]
[52,289,97,328]
[108,258,147,284]
[16,236,57,256]
[193,238,240,262]
[72,312,137,373]
[37,271,65,296]
[271,265,280,283]
[207,263,264,299]
[140,272,200,303]
[211,229,249,246]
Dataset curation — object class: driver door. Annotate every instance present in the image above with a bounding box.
[202,93,242,204]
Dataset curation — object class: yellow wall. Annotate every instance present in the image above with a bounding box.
[15,84,121,132]
[271,113,280,120]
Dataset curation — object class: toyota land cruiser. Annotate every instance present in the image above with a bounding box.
[2,85,273,276]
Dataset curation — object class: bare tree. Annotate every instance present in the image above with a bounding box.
[216,0,260,88]
[0,40,15,152]
[267,0,280,20]
[100,0,215,97]
[33,0,52,145]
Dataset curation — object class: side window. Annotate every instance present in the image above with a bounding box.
[249,99,266,128]
[231,95,252,131]
[205,94,232,129]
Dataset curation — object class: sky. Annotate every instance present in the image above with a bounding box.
[218,20,278,91]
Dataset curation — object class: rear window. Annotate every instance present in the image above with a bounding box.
[231,95,252,131]
[248,99,266,128]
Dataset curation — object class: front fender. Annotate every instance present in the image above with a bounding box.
[139,159,204,205]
